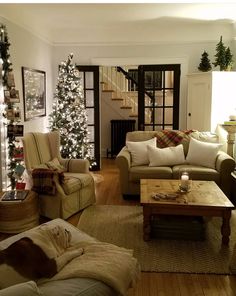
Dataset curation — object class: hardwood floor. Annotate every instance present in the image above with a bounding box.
[67,158,236,296]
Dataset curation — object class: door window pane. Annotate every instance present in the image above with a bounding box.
[165,91,173,106]
[154,108,163,125]
[85,72,94,88]
[144,108,152,124]
[145,95,152,107]
[144,125,154,131]
[155,91,163,106]
[165,108,173,124]
[86,108,94,125]
[89,143,95,158]
[88,125,94,142]
[165,71,174,89]
[85,90,94,107]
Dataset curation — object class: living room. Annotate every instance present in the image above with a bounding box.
[1,2,236,295]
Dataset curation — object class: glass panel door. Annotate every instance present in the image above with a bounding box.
[76,66,100,170]
[138,64,180,131]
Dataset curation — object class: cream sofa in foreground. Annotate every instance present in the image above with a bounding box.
[116,130,235,199]
[0,219,139,296]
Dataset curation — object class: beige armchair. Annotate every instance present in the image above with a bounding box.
[22,131,96,220]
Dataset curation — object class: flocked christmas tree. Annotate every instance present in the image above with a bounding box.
[198,50,212,72]
[49,54,92,161]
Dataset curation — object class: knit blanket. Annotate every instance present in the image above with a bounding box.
[39,240,140,296]
[32,168,64,195]
[155,129,194,148]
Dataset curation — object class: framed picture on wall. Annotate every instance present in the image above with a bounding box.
[4,88,20,103]
[22,67,46,121]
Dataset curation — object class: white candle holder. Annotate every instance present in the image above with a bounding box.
[178,169,192,193]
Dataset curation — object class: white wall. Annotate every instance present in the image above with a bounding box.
[0,16,53,133]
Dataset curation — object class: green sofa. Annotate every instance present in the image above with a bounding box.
[116,130,235,199]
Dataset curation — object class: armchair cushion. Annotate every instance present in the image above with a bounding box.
[61,159,90,174]
[62,173,93,195]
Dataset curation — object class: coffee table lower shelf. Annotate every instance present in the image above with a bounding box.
[150,215,205,241]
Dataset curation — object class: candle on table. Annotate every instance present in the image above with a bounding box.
[181,173,189,189]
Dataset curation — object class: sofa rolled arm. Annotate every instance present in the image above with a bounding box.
[60,158,90,173]
[115,147,131,195]
[216,151,235,197]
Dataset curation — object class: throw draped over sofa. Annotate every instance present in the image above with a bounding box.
[22,131,96,220]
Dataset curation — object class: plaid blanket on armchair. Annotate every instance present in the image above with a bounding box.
[32,168,64,195]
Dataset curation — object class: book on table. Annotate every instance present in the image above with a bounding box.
[1,190,28,201]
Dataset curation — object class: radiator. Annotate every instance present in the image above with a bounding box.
[107,119,136,158]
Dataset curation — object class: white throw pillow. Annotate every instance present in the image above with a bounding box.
[148,144,185,167]
[126,137,156,166]
[186,137,222,169]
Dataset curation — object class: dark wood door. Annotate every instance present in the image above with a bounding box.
[76,66,100,170]
[138,64,180,131]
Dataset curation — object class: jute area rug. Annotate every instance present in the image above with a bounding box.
[77,205,236,274]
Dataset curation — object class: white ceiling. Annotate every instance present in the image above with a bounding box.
[1,3,236,44]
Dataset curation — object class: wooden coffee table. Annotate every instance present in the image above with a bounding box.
[140,179,235,245]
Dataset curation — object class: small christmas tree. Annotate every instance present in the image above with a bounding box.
[225,46,234,71]
[198,51,212,72]
[213,36,226,71]
[49,54,92,161]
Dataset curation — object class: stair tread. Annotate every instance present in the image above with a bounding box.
[112,98,123,101]
[103,90,115,92]
[129,114,138,117]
